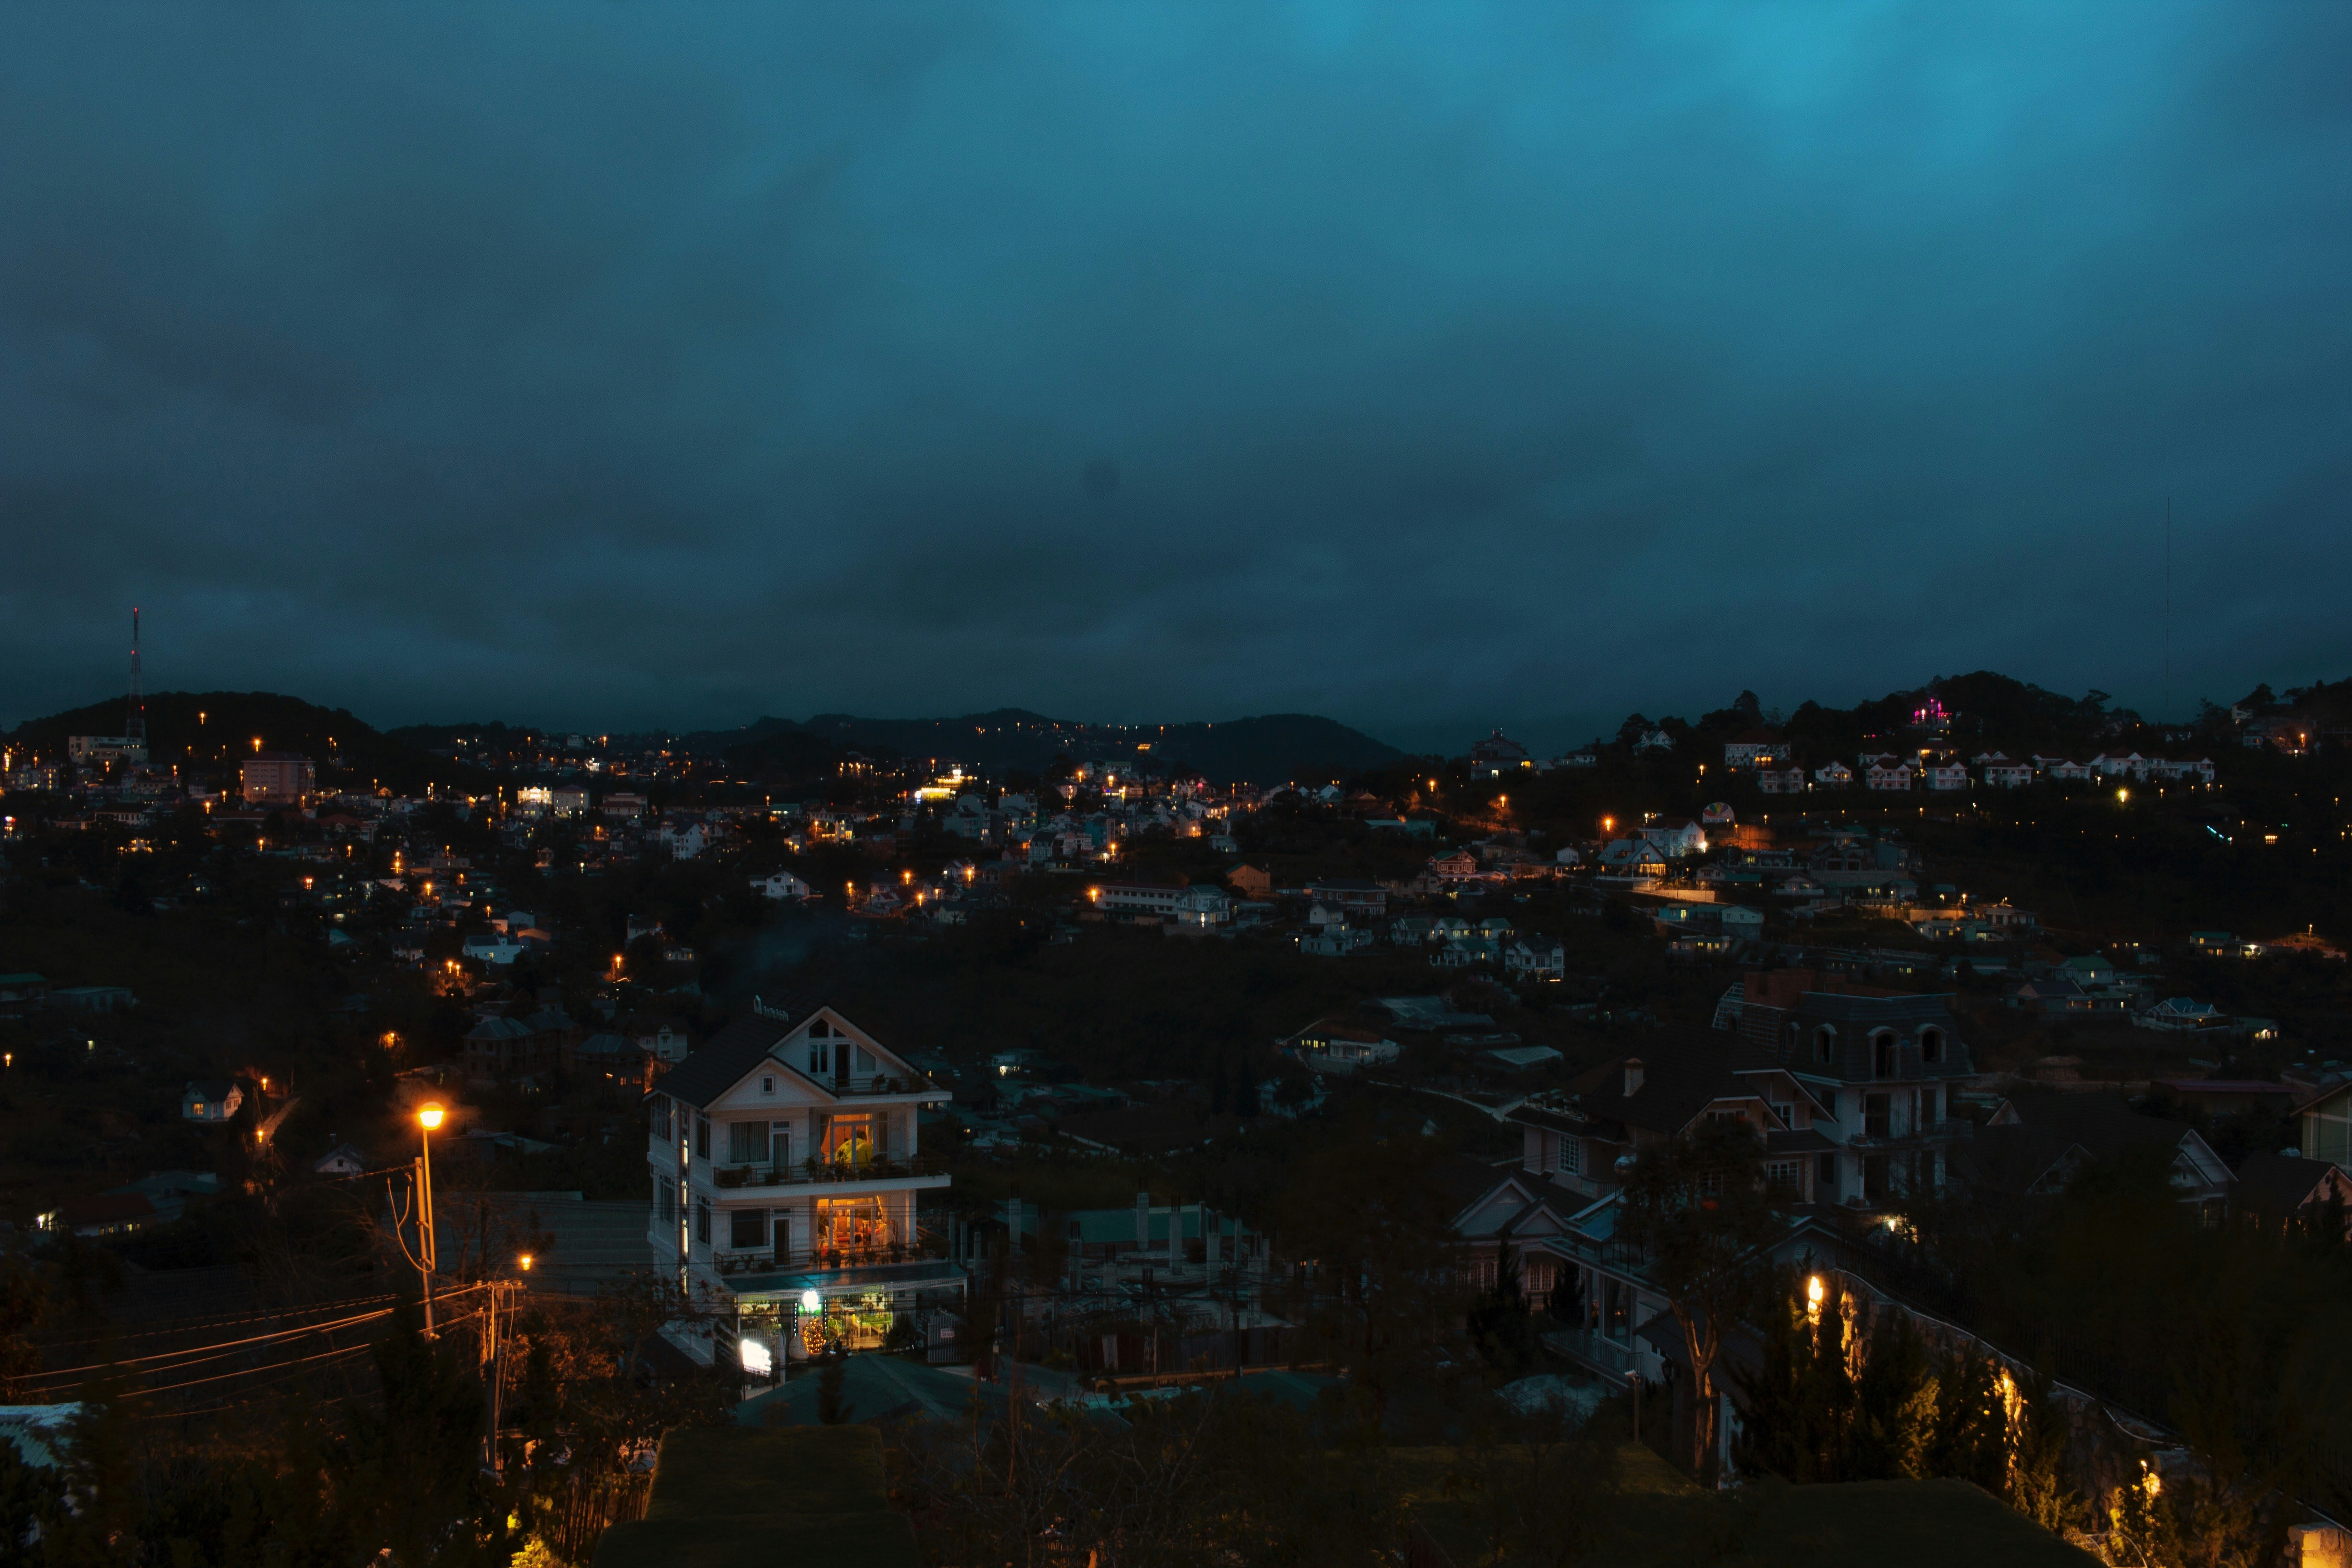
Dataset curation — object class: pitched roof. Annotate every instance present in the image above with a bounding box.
[652,999,820,1108]
[1951,1124,2083,1196]
[2233,1151,2347,1215]
[1993,1088,2197,1160]
[1565,1029,1775,1138]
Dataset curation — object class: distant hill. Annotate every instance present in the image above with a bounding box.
[6,691,490,796]
[720,709,1408,785]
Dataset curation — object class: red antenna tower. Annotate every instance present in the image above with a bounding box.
[127,607,146,748]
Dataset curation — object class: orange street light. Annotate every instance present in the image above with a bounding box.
[412,1104,444,1333]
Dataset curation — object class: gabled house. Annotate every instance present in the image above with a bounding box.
[750,870,813,901]
[1982,759,2034,788]
[1722,732,1779,768]
[1812,761,1853,788]
[462,1014,546,1081]
[1301,925,1377,957]
[2232,1151,2352,1234]
[1505,1031,1837,1205]
[2295,1078,2352,1171]
[1924,763,1970,792]
[1443,1159,1583,1306]
[645,1000,958,1367]
[181,1080,243,1123]
[314,1141,366,1177]
[1980,1088,2234,1218]
[2007,976,2092,1013]
[1308,878,1387,918]
[1287,1018,1401,1073]
[2047,760,2094,783]
[2134,997,2229,1033]
[1757,766,1807,794]
[1864,762,1914,793]
[1638,819,1707,858]
[1429,936,1499,969]
[1504,935,1565,982]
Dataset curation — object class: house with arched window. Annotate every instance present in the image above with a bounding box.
[1712,970,1976,1210]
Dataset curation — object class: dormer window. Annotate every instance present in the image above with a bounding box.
[1919,1027,1944,1065]
[1813,1026,1836,1066]
[1872,1031,1896,1079]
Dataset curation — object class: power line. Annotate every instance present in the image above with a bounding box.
[31,1285,488,1386]
[30,1306,400,1380]
[33,1293,401,1350]
[120,1341,383,1400]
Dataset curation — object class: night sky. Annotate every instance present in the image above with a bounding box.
[3,5,2349,752]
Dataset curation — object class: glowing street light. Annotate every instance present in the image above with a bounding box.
[406,1103,445,1334]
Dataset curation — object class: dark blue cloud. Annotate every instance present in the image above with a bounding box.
[2,3,2348,750]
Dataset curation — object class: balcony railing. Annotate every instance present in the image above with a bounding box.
[1542,1328,1639,1382]
[1845,1119,1974,1152]
[712,1152,953,1190]
[713,1242,949,1277]
[818,1074,942,1098]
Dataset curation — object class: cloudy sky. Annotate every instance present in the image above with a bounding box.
[3,3,2347,751]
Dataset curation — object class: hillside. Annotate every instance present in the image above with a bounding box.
[5,691,490,796]
[725,709,1406,785]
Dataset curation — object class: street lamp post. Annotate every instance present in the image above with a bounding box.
[416,1103,444,1335]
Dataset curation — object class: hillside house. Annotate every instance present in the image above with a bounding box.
[1757,766,1807,794]
[2297,1079,2352,1171]
[1638,819,1708,858]
[1970,1088,2234,1220]
[1716,970,1977,1208]
[1813,761,1853,788]
[2232,1151,2352,1234]
[1924,763,1969,792]
[181,1080,243,1123]
[1864,762,1914,793]
[1505,1033,1836,1207]
[1722,733,1779,768]
[644,1000,959,1367]
[1288,1018,1402,1073]
[1504,935,1566,981]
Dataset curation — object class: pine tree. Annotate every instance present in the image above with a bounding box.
[818,1355,854,1425]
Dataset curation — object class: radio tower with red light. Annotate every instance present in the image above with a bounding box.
[127,608,146,751]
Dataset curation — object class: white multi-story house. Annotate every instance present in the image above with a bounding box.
[1982,760,2034,788]
[1863,761,1914,793]
[1924,763,1969,792]
[1812,761,1853,788]
[1757,765,1807,794]
[644,1000,958,1371]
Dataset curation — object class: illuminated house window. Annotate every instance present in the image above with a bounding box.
[823,1114,878,1166]
[815,1196,890,1254]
